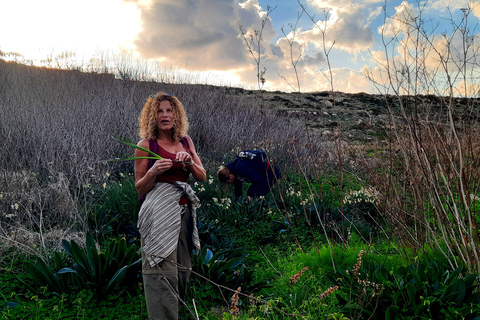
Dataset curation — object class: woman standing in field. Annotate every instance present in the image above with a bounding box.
[134,92,206,320]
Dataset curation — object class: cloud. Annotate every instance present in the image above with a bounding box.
[426,0,471,13]
[372,0,480,96]
[307,0,384,10]
[298,1,376,53]
[132,0,275,71]
[128,0,388,93]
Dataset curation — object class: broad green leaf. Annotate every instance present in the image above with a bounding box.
[203,249,214,264]
[25,261,50,286]
[54,252,65,270]
[467,292,480,304]
[453,280,466,304]
[2,301,19,309]
[86,233,95,250]
[385,305,399,320]
[70,240,88,272]
[223,257,244,270]
[57,267,76,274]
[406,283,416,304]
[105,265,128,294]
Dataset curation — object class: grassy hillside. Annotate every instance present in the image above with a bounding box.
[1,59,480,319]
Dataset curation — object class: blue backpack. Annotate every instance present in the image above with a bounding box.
[237,149,267,162]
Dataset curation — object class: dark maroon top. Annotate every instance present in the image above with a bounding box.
[154,139,191,185]
[140,137,191,206]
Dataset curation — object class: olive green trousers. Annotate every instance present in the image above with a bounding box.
[141,205,193,320]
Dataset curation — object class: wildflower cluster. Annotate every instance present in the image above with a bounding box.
[352,250,364,276]
[249,294,257,306]
[287,185,314,206]
[287,186,301,198]
[5,201,19,219]
[230,287,241,316]
[289,266,309,284]
[357,278,384,302]
[319,285,339,300]
[212,197,232,209]
[344,187,378,205]
[193,181,205,193]
[347,250,384,305]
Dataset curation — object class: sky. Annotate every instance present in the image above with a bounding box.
[0,0,478,93]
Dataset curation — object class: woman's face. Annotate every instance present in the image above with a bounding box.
[156,100,175,131]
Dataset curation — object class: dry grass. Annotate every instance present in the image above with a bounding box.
[0,59,332,253]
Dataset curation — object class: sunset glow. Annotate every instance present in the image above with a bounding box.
[0,0,140,62]
[1,0,478,93]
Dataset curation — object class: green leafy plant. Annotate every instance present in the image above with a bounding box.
[330,254,480,320]
[197,218,235,250]
[86,206,117,244]
[60,233,141,299]
[23,252,75,295]
[98,175,139,226]
[192,223,266,303]
[88,175,141,246]
[24,234,141,300]
[223,197,269,227]
[192,244,246,286]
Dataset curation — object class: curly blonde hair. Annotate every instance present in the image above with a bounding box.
[138,92,189,141]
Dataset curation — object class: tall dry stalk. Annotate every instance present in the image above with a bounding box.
[367,1,480,273]
[239,5,277,92]
[298,2,347,246]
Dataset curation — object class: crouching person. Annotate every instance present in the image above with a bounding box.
[217,149,281,201]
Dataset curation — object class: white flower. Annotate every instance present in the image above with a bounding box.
[213,198,218,203]
[11,203,19,210]
[102,183,107,189]
[6,214,15,218]
[208,178,214,184]
[105,172,110,177]
[119,173,125,178]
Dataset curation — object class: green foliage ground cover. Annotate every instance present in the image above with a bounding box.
[1,171,480,319]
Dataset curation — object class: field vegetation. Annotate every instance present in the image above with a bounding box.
[1,1,480,319]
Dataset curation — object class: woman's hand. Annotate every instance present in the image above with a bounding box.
[175,151,192,163]
[149,158,173,175]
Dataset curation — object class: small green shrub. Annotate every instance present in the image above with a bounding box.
[23,252,76,295]
[24,234,141,300]
[330,252,480,320]
[87,174,140,244]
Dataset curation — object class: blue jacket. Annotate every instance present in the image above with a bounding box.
[226,158,280,198]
